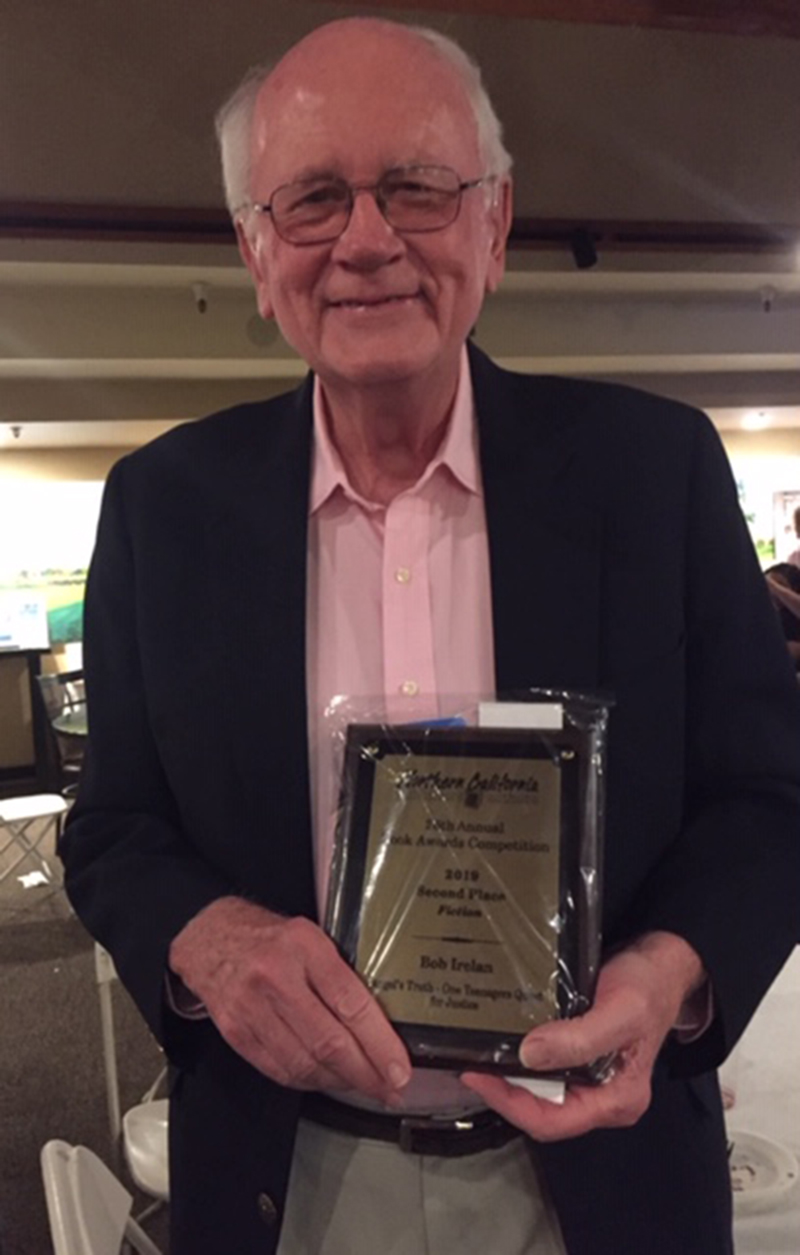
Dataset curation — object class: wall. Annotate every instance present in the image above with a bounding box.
[0,446,132,773]
[0,447,132,482]
[0,653,31,771]
[719,426,800,564]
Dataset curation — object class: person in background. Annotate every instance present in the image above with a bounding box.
[786,506,800,568]
[60,18,800,1255]
[765,562,800,666]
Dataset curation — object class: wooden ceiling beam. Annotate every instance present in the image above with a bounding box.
[328,1,800,40]
[2,203,798,256]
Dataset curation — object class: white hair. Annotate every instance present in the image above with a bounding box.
[409,26,512,180]
[214,23,513,217]
[214,64,268,216]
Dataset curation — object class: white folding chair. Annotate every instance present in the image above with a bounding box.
[41,1140,163,1255]
[0,793,68,887]
[94,944,169,1210]
[122,1101,169,1206]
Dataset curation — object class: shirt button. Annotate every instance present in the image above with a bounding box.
[395,567,411,584]
[400,680,419,697]
[256,1192,278,1227]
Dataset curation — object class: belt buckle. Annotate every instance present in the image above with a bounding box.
[398,1114,472,1154]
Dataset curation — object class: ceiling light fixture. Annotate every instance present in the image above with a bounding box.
[741,410,771,431]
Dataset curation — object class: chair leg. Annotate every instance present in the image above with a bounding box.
[0,816,60,885]
[134,1198,165,1226]
[97,967,123,1171]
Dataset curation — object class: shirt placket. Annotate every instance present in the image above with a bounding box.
[382,491,437,723]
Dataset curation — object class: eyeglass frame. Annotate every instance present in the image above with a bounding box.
[241,164,494,246]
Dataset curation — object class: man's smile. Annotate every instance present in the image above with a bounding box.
[327,293,422,310]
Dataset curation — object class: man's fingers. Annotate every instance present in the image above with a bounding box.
[221,912,410,1098]
[309,958,412,1092]
[461,1064,652,1142]
[464,935,705,1142]
[270,918,412,1093]
[225,1011,350,1095]
[517,957,662,1074]
[219,974,402,1098]
[171,900,411,1100]
[518,997,638,1073]
[271,986,410,1099]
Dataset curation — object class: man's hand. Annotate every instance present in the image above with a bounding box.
[168,895,412,1104]
[461,931,705,1141]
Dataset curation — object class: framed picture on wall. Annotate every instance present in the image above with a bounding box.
[0,481,104,645]
[0,592,49,651]
[773,491,800,564]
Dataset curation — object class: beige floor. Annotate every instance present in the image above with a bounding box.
[725,948,800,1253]
[0,807,167,1255]
[3,810,797,1254]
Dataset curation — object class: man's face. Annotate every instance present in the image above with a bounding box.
[237,25,511,396]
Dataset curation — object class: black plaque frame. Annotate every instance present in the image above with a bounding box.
[325,722,599,1076]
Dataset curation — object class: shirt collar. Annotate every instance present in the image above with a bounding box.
[309,345,481,516]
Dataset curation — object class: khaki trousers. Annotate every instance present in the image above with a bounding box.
[277,1118,567,1255]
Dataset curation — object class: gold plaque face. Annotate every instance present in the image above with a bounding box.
[357,752,561,1034]
[326,725,593,1073]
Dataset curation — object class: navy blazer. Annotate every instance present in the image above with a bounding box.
[63,347,800,1254]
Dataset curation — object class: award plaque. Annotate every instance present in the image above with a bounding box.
[325,722,600,1075]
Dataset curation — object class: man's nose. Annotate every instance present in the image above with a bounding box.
[331,188,404,264]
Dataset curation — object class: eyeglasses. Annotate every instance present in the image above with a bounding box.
[247,165,490,245]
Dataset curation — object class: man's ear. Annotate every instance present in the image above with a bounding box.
[235,217,275,321]
[484,176,513,296]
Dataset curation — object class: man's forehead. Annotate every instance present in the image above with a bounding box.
[266,20,449,92]
[256,24,471,136]
[251,31,478,179]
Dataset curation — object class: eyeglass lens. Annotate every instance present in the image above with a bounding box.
[270,166,464,242]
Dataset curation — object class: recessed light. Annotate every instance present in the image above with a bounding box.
[741,411,771,431]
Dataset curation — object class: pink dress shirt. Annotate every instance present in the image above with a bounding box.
[307,347,495,913]
[307,348,496,1113]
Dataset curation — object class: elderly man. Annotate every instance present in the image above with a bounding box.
[62,18,800,1255]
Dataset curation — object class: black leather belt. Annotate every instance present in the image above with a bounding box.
[303,1092,519,1157]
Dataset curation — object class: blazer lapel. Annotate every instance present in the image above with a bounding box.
[470,346,602,694]
[203,379,317,915]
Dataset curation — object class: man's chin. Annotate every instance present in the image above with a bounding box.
[316,348,444,391]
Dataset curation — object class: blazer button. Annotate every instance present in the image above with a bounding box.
[257,1192,278,1227]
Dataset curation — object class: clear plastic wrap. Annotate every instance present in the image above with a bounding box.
[324,690,611,1081]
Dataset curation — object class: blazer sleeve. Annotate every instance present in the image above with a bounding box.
[60,457,235,1056]
[625,413,800,1074]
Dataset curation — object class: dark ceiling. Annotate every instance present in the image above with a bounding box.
[1,1,799,444]
[3,0,799,251]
